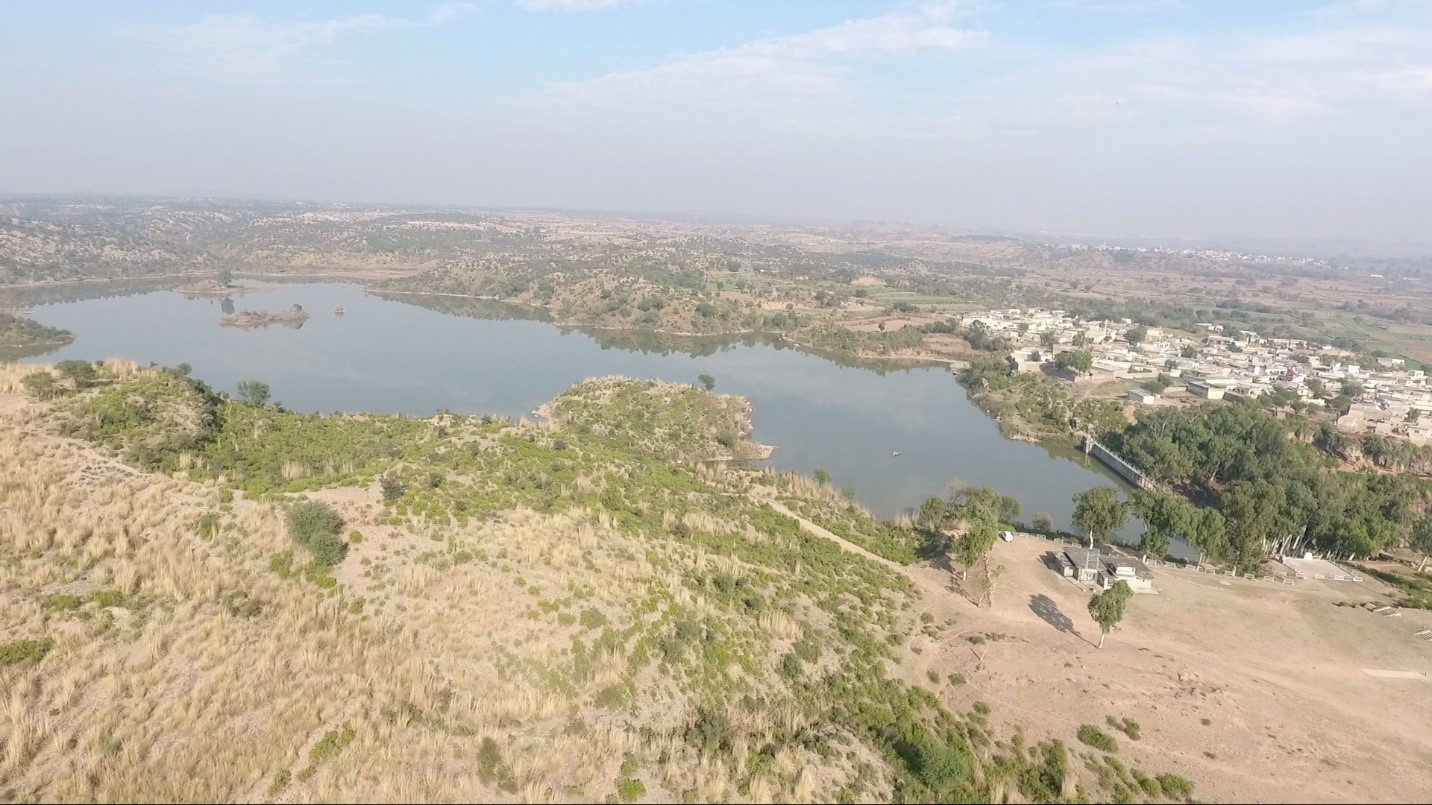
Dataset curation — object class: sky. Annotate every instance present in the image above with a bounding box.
[2,1,1431,246]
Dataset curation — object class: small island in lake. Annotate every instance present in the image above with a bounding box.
[180,270,258,298]
[219,303,310,330]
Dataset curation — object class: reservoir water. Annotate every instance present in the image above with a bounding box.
[15,281,1160,547]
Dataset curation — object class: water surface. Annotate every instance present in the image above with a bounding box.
[22,281,1168,549]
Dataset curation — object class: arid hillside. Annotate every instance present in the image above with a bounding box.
[2,361,1427,803]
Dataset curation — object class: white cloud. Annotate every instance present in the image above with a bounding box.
[537,6,986,107]
[124,4,471,82]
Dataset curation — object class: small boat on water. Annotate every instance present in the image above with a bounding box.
[333,306,346,315]
[891,450,901,457]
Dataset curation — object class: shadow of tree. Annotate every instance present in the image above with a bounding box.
[1030,593,1078,635]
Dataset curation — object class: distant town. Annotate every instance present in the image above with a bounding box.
[960,307,1432,446]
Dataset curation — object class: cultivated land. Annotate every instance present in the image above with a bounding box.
[1,361,1429,802]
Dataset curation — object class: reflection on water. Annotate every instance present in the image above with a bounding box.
[23,281,1165,548]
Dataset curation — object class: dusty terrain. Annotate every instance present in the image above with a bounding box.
[778,503,1432,803]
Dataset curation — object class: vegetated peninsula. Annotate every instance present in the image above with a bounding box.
[219,304,310,329]
[0,310,73,359]
[3,359,1430,803]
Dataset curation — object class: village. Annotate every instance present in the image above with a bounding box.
[959,307,1432,446]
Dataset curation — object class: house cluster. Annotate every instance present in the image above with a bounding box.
[1052,242,1330,268]
[960,308,1432,445]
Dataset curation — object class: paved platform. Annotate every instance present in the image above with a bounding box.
[1280,556,1361,581]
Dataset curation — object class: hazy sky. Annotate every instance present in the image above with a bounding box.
[3,1,1431,244]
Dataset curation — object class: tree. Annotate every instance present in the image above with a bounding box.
[1073,332,1091,348]
[812,467,831,486]
[1040,330,1059,351]
[1072,487,1128,549]
[218,268,233,287]
[380,472,406,503]
[1000,495,1022,524]
[1125,325,1148,347]
[235,380,271,407]
[697,373,716,392]
[21,371,63,400]
[55,359,98,389]
[1412,516,1432,573]
[220,297,235,315]
[955,524,999,585]
[1180,345,1198,359]
[1220,479,1288,569]
[1142,374,1173,395]
[1056,349,1093,375]
[1088,580,1133,648]
[919,497,946,531]
[1130,489,1189,561]
[1032,511,1055,533]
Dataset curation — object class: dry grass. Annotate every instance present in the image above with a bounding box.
[0,382,886,802]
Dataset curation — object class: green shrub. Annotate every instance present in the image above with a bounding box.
[43,594,83,612]
[268,769,291,796]
[287,500,347,566]
[0,637,55,666]
[195,511,221,539]
[1156,773,1194,798]
[380,472,405,502]
[1077,724,1118,752]
[616,778,647,802]
[93,589,126,608]
[21,371,64,399]
[914,740,970,793]
[310,722,356,765]
[477,737,503,782]
[579,607,608,630]
[780,652,803,679]
[1106,715,1141,740]
[269,550,295,578]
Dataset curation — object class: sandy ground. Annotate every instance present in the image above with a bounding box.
[774,503,1432,803]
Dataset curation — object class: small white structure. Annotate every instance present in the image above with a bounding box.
[1127,389,1158,404]
[1000,530,1015,543]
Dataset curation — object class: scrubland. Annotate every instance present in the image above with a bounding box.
[1,361,1151,803]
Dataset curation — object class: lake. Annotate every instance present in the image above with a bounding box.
[16,281,1166,549]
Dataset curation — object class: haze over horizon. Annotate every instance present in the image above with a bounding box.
[3,1,1431,246]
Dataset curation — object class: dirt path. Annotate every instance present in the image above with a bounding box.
[762,497,963,603]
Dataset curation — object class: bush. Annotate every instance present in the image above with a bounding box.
[93,589,126,608]
[286,500,347,567]
[477,737,503,782]
[1107,715,1141,740]
[380,472,405,502]
[43,594,83,612]
[0,637,54,666]
[1077,724,1118,752]
[1156,773,1195,798]
[55,359,98,388]
[914,740,970,793]
[616,778,647,802]
[269,550,295,578]
[21,371,64,400]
